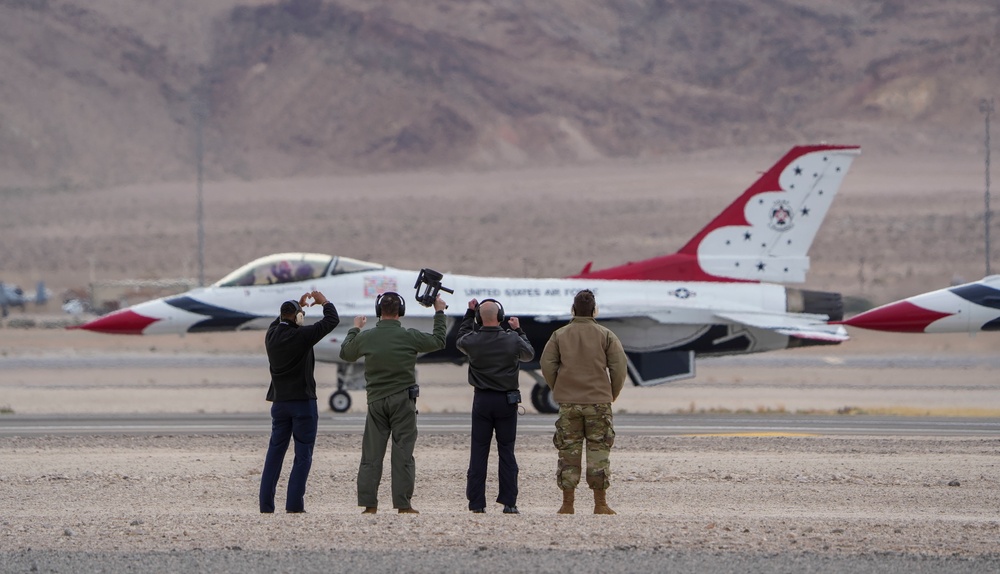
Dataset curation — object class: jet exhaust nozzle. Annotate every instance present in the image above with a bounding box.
[785,288,844,322]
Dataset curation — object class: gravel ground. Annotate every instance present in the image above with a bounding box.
[1,329,998,572]
[1,433,999,573]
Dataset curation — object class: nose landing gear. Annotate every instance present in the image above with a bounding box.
[328,363,365,413]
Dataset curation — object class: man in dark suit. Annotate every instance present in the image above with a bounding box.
[259,290,339,513]
[457,298,534,514]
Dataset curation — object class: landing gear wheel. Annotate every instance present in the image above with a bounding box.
[329,390,352,413]
[530,382,559,414]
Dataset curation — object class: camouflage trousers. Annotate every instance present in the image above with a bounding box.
[553,403,615,490]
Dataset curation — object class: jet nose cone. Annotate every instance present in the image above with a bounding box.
[840,300,952,333]
[69,309,160,335]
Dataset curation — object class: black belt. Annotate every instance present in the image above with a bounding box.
[473,387,510,394]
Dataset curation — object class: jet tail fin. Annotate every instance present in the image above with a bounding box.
[571,145,860,283]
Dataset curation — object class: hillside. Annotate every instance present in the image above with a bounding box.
[0,0,997,187]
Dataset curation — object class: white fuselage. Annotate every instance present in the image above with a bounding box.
[124,267,796,363]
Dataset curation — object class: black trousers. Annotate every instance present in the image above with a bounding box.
[466,389,518,510]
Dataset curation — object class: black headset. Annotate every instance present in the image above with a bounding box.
[375,291,406,318]
[474,298,504,325]
[281,300,303,317]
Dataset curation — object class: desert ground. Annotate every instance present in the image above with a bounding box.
[1,151,999,572]
[1,323,999,572]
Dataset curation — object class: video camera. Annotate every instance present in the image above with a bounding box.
[413,268,454,307]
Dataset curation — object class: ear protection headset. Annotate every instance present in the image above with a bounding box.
[281,300,303,316]
[280,300,305,325]
[375,292,406,318]
[474,298,505,325]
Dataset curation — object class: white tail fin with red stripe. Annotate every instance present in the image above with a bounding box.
[572,145,860,283]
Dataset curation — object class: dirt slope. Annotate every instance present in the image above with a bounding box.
[0,0,996,187]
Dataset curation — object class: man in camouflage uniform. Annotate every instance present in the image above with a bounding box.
[540,289,627,514]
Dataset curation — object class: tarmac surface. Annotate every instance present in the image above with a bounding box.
[2,412,1000,437]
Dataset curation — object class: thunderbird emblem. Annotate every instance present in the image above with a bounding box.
[768,200,794,232]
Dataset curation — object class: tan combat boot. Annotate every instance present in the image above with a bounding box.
[556,488,575,514]
[593,488,616,515]
[361,507,377,514]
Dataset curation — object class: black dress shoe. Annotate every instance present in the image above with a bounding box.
[503,505,519,514]
[471,508,486,513]
[286,509,306,514]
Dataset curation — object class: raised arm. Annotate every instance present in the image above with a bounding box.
[508,316,535,362]
[455,299,478,356]
[300,291,340,346]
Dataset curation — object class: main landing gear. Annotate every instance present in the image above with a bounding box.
[327,366,560,414]
[328,363,364,413]
[527,371,559,414]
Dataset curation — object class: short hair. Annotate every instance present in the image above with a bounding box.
[379,293,401,317]
[280,300,301,318]
[572,289,596,317]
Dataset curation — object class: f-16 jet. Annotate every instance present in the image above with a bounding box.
[73,145,860,413]
[840,276,1000,333]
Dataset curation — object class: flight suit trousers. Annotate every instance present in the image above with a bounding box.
[358,389,418,509]
[466,389,519,510]
[553,403,615,490]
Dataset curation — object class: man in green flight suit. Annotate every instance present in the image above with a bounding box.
[339,291,448,514]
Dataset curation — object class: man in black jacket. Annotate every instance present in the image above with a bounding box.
[260,290,339,513]
[457,298,534,514]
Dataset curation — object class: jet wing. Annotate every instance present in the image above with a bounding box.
[564,304,847,342]
[713,311,849,342]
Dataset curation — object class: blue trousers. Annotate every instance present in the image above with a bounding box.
[466,389,519,510]
[259,399,318,513]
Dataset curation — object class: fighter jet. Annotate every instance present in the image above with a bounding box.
[73,144,860,413]
[839,276,1000,333]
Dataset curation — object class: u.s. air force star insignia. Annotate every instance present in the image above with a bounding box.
[671,288,694,299]
[768,200,794,232]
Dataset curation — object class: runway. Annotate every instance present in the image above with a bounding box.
[3,352,999,370]
[2,412,999,437]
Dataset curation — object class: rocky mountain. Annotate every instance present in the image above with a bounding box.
[0,0,997,188]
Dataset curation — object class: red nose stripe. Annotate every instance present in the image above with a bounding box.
[69,309,160,335]
[841,301,952,333]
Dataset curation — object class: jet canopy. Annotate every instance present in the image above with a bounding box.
[213,253,384,287]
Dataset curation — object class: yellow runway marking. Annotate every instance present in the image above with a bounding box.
[682,432,819,437]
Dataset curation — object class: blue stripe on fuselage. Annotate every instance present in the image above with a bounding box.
[950,283,1000,310]
[164,296,263,332]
